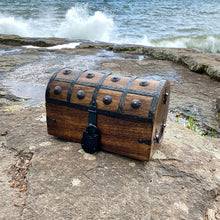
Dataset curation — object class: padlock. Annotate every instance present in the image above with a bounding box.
[81,124,100,154]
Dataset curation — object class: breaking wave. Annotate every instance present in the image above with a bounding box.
[150,35,220,54]
[56,7,114,42]
[0,5,115,42]
[0,5,219,53]
[114,35,220,54]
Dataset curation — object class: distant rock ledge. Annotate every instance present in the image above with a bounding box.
[0,34,220,81]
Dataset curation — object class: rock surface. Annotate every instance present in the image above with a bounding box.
[0,35,220,219]
[0,105,219,219]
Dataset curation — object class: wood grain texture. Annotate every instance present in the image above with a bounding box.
[96,89,122,112]
[129,78,159,93]
[70,85,95,107]
[98,115,152,160]
[47,103,152,160]
[122,93,152,118]
[47,103,88,141]
[102,74,130,88]
[77,70,103,84]
[56,69,79,80]
[49,81,70,101]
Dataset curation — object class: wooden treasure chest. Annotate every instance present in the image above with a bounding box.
[45,68,170,161]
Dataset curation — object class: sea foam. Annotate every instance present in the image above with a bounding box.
[0,15,30,36]
[150,35,220,54]
[0,6,115,42]
[56,7,115,42]
[0,6,219,54]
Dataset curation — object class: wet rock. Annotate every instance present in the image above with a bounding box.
[171,102,203,121]
[0,89,22,102]
[0,34,71,47]
[0,98,11,107]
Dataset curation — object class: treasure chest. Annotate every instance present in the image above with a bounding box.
[45,68,170,161]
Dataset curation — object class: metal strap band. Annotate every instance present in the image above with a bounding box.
[118,76,137,113]
[53,78,155,97]
[92,72,112,102]
[67,69,87,102]
[88,72,112,126]
[47,98,151,123]
[148,80,166,119]
[45,68,66,101]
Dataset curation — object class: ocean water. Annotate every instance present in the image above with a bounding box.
[0,0,220,53]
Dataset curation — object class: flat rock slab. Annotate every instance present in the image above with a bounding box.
[0,142,25,219]
[0,105,219,219]
[0,38,220,219]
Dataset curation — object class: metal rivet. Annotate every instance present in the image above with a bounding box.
[139,81,149,86]
[111,76,120,82]
[131,99,141,109]
[77,90,85,99]
[63,69,72,75]
[86,73,95,78]
[164,92,169,104]
[138,138,144,143]
[54,86,62,95]
[103,95,112,105]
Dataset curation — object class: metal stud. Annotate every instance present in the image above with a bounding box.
[163,88,169,104]
[63,69,72,75]
[111,76,120,82]
[77,90,85,99]
[54,86,62,95]
[131,99,141,109]
[86,73,95,78]
[138,138,144,143]
[139,81,149,86]
[103,95,112,105]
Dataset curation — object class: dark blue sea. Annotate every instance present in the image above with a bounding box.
[0,0,220,53]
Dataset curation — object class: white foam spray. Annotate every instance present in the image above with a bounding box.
[56,6,114,42]
[0,6,220,53]
[0,15,30,36]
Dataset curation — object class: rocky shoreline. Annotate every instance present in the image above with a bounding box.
[1,34,219,136]
[0,34,220,219]
[1,34,220,80]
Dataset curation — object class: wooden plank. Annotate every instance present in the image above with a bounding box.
[98,115,152,160]
[49,81,70,101]
[70,85,95,107]
[130,78,159,92]
[96,89,122,112]
[56,69,78,80]
[102,74,130,88]
[122,93,152,118]
[77,70,103,84]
